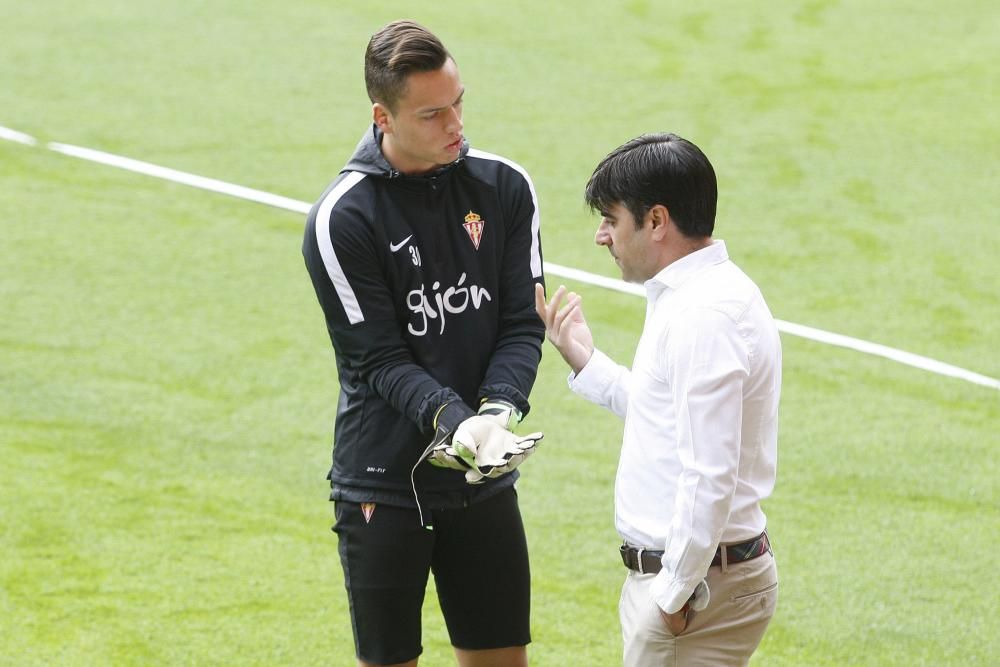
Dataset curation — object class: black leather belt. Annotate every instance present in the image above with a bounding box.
[620,531,771,574]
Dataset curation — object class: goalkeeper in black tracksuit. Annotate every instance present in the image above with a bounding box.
[301,20,545,666]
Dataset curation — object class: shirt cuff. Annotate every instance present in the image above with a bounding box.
[649,570,697,614]
[567,348,618,403]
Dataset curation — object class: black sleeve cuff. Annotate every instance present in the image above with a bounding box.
[478,383,530,417]
[433,400,477,433]
[417,388,476,434]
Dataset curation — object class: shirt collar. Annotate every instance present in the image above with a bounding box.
[643,239,729,301]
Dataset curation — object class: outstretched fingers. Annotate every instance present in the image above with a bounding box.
[535,283,565,331]
[536,283,594,372]
[552,293,582,343]
[535,283,577,337]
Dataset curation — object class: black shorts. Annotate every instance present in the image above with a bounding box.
[333,486,531,664]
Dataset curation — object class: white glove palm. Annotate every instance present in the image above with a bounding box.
[452,415,543,484]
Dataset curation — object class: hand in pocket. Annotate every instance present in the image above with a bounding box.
[660,605,690,636]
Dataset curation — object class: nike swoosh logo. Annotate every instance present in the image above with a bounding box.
[389,235,413,253]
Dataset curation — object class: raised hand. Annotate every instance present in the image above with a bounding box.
[534,283,595,374]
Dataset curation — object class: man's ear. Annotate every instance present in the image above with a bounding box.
[373,103,393,134]
[647,204,671,241]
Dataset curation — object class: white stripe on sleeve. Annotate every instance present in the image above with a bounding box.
[315,171,367,324]
[467,149,543,279]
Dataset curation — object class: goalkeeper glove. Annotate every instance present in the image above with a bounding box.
[426,402,476,472]
[451,415,543,484]
[476,398,523,430]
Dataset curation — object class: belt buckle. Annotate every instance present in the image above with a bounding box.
[636,547,645,574]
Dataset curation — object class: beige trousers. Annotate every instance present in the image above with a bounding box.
[619,552,778,667]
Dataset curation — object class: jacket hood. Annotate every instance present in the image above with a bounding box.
[342,124,470,178]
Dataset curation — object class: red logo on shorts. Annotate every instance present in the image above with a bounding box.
[361,503,376,524]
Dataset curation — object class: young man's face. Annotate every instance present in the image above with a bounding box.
[376,58,465,175]
[594,203,656,283]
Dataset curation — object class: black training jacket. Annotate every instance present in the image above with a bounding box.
[302,126,545,510]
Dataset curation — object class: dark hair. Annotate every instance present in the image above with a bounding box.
[364,20,451,112]
[585,133,717,237]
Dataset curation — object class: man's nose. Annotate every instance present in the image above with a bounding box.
[445,106,463,134]
[595,223,611,246]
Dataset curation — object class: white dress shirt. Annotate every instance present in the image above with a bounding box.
[569,240,781,613]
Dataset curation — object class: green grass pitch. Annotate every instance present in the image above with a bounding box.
[2,1,998,664]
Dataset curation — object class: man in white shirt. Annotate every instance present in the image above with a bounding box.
[535,133,781,666]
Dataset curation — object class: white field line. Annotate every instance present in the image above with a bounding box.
[3,127,997,390]
[47,142,312,215]
[0,126,38,145]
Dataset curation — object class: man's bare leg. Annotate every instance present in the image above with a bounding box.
[455,646,528,667]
